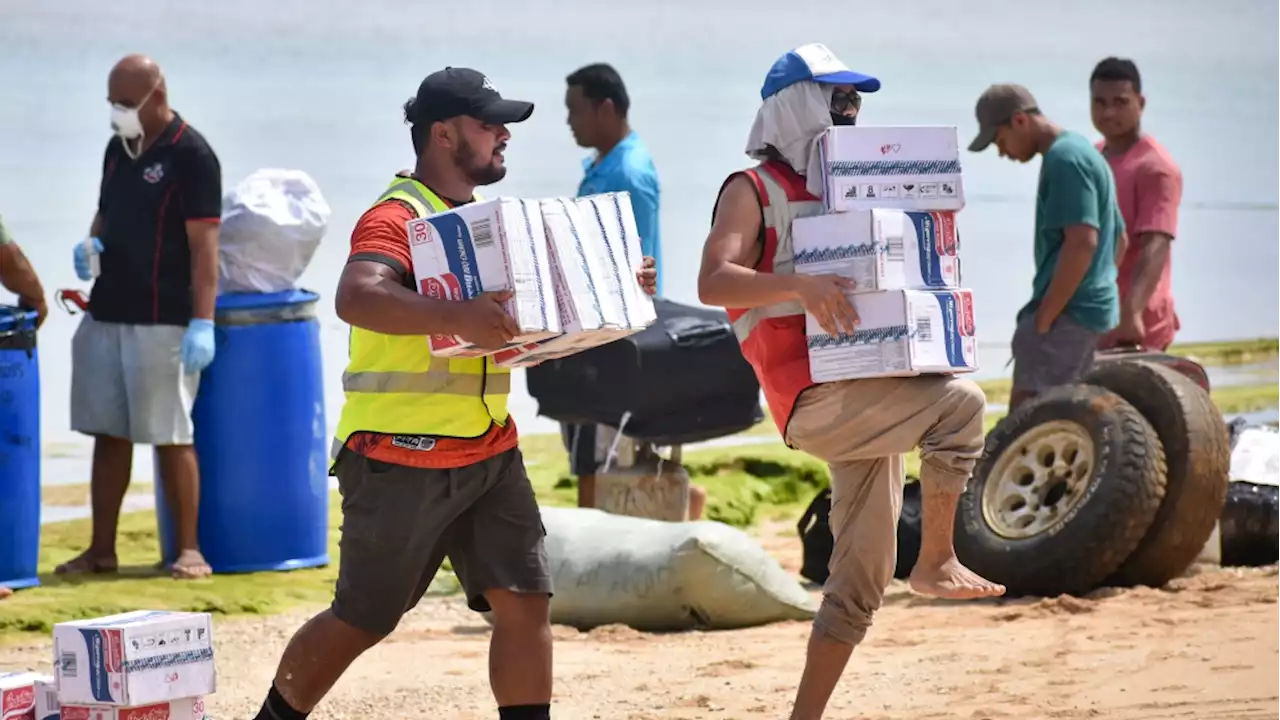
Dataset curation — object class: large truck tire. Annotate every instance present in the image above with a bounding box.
[955,384,1167,597]
[1085,360,1231,587]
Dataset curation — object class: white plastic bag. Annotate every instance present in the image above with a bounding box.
[1230,426,1280,487]
[218,168,330,293]
[533,506,817,632]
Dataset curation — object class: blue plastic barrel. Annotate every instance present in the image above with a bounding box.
[0,306,40,590]
[155,289,329,573]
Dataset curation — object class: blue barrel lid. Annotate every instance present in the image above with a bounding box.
[0,305,39,333]
[216,288,320,312]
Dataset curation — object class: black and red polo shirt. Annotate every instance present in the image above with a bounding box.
[91,112,222,326]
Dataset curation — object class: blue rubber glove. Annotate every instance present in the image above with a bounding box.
[73,237,104,281]
[180,319,216,374]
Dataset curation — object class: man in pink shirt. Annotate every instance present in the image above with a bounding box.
[1090,56,1183,351]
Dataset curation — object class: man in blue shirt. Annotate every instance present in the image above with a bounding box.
[561,63,705,519]
[565,62,663,295]
[968,83,1125,412]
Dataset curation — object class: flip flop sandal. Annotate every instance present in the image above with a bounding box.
[54,554,118,575]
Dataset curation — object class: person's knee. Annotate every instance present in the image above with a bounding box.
[318,607,387,648]
[486,590,551,631]
[92,434,132,449]
[154,443,195,458]
[329,594,403,640]
[947,377,987,421]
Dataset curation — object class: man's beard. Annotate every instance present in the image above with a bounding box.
[455,136,507,186]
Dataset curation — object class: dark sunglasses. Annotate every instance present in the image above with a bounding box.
[831,89,862,114]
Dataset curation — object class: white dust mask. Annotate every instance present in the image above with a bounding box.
[110,81,159,159]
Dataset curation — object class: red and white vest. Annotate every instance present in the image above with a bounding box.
[724,160,826,440]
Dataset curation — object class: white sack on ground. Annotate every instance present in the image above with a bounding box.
[533,506,817,632]
[219,168,330,293]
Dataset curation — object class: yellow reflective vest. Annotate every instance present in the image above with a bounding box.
[330,176,510,465]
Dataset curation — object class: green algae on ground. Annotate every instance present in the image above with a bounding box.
[0,490,459,644]
[1170,338,1278,367]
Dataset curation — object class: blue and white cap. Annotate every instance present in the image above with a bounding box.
[760,43,881,100]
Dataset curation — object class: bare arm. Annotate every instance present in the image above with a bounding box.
[335,260,474,336]
[186,220,218,321]
[697,174,801,308]
[90,212,103,238]
[1123,232,1171,317]
[0,243,47,320]
[1114,229,1128,267]
[1036,224,1098,330]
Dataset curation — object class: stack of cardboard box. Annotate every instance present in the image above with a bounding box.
[2,610,217,719]
[795,125,978,383]
[406,191,657,367]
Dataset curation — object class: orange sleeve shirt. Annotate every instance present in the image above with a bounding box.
[341,199,518,470]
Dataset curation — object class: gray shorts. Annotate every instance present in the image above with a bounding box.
[1010,312,1101,397]
[331,448,552,636]
[70,314,199,445]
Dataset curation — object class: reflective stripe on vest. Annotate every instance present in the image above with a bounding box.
[330,176,510,462]
[730,163,825,342]
[722,161,826,441]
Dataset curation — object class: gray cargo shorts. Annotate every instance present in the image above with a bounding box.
[331,447,552,636]
[70,314,199,445]
[1010,312,1101,397]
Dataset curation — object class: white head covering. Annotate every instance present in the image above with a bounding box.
[745,81,834,199]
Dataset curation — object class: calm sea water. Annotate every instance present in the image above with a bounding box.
[2,0,1276,483]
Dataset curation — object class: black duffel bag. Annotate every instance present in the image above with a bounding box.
[525,297,764,446]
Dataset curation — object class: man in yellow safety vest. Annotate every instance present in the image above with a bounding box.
[252,67,657,720]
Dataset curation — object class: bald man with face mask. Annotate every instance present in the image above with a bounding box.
[59,54,223,581]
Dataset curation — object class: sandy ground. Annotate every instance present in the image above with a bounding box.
[2,523,1276,720]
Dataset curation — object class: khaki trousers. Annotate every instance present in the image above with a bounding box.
[786,375,986,646]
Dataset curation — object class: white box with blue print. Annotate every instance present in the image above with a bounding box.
[793,209,961,291]
[407,197,561,357]
[819,126,965,213]
[52,610,216,707]
[806,288,978,383]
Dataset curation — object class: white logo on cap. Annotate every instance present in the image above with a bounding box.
[793,42,851,76]
[481,75,497,93]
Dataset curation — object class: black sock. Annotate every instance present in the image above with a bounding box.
[254,683,309,720]
[498,704,550,720]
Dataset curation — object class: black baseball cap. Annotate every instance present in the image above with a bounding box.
[407,67,534,127]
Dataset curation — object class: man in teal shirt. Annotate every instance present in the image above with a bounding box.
[565,62,662,295]
[968,83,1125,411]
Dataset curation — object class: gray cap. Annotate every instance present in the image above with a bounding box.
[968,83,1039,152]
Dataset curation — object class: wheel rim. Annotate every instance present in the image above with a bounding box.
[982,420,1096,540]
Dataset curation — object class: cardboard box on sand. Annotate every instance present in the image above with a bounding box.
[407,190,657,365]
[1,610,218,720]
[799,125,979,382]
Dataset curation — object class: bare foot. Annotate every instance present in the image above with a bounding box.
[54,550,119,576]
[909,556,1006,599]
[170,550,213,580]
[0,586,12,600]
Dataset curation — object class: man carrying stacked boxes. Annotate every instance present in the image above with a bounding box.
[696,43,1004,720]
